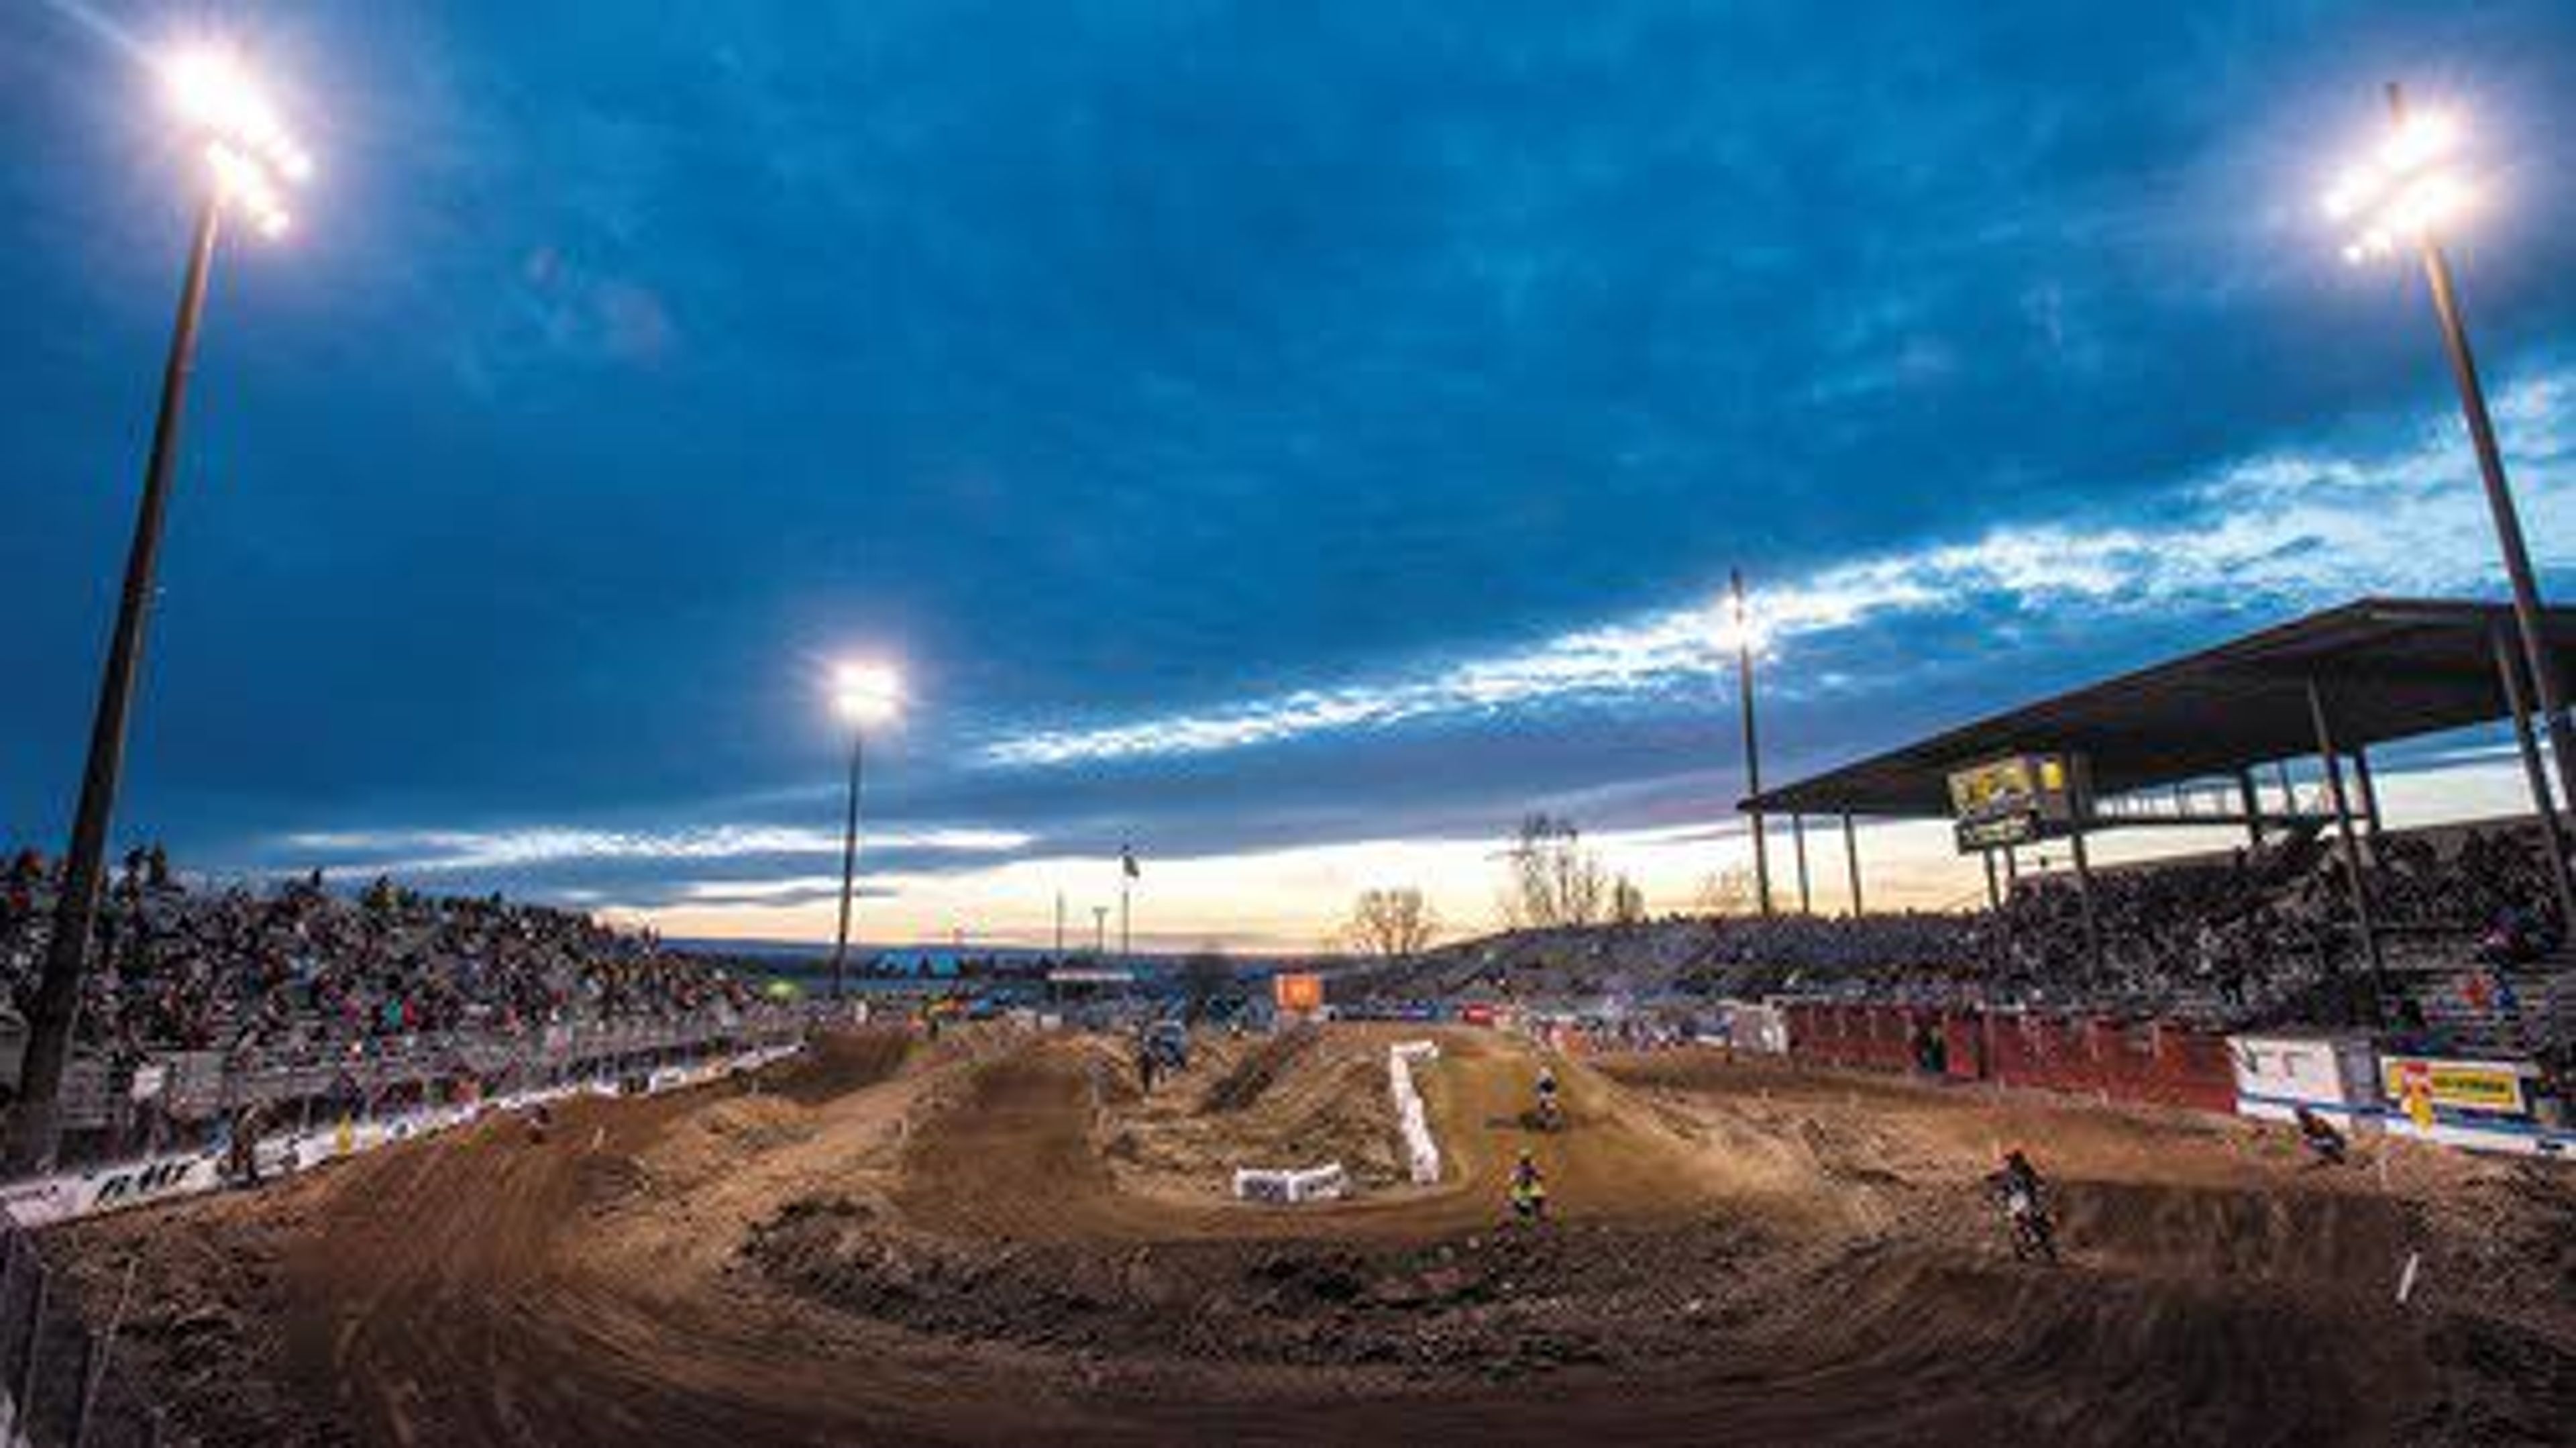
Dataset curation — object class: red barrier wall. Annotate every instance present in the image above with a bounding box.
[1780,1002,2238,1117]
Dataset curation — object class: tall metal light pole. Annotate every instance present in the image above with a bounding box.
[1728,569,1774,916]
[5,51,308,1176]
[1118,843,1138,960]
[828,663,901,1001]
[2326,87,2576,814]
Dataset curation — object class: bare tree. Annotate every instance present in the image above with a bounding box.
[1610,873,1648,927]
[1698,865,1761,917]
[1344,886,1439,960]
[1498,813,1609,929]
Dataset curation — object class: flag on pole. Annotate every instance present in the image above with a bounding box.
[1121,845,1141,879]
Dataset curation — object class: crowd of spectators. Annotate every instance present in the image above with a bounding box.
[1686,824,2565,1023]
[1,845,758,1067]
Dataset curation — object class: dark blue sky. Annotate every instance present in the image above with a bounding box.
[6,2,2576,943]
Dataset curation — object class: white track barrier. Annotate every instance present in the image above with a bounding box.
[1231,1161,1350,1204]
[1388,1039,1442,1186]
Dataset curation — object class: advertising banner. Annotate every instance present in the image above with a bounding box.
[1947,753,2087,855]
[1272,972,1324,1013]
[2379,1055,2532,1118]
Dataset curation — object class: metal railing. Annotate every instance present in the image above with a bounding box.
[44,1002,835,1168]
[0,1223,168,1447]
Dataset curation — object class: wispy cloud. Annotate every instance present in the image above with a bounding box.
[983,368,2576,768]
[271,823,1032,875]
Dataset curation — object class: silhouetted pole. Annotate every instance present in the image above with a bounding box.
[1729,569,1772,916]
[2390,82,2576,814]
[1840,812,1864,916]
[2308,678,2387,1008]
[7,199,222,1176]
[2491,624,2576,929]
[830,728,865,999]
[1790,812,1812,913]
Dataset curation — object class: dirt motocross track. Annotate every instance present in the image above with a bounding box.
[46,1026,2576,1446]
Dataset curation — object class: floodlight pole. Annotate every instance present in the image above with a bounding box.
[6,198,222,1176]
[830,727,865,1000]
[1730,569,1774,917]
[2390,83,2576,817]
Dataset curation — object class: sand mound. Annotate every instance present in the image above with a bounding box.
[1197,1024,1320,1114]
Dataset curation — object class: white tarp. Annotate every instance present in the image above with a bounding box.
[1388,1039,1442,1186]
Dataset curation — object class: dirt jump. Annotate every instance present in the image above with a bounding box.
[42,1025,2576,1445]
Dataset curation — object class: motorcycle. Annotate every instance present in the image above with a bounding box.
[1998,1182,2057,1263]
[1529,1092,1565,1133]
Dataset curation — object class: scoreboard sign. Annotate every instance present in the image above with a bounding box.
[1948,753,2088,854]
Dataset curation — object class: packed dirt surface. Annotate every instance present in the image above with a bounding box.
[43,1026,2576,1445]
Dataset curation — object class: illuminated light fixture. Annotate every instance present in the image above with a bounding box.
[161,48,308,236]
[833,662,904,728]
[2321,103,2469,266]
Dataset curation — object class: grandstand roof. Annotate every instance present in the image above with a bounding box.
[1746,598,2576,819]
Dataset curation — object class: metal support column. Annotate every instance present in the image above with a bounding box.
[1982,849,2000,910]
[2491,624,2576,929]
[1841,812,1863,917]
[2068,826,2103,976]
[1790,812,1812,914]
[2352,745,2385,841]
[2235,768,2264,849]
[2306,678,2387,1008]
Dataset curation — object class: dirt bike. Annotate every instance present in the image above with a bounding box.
[1509,1182,1548,1223]
[2000,1186,2057,1263]
[1528,1093,1565,1133]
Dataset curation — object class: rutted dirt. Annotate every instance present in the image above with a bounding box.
[40,1027,2576,1446]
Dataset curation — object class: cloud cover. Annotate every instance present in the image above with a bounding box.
[5,2,2576,942]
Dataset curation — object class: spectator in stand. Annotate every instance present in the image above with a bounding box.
[0,845,758,1066]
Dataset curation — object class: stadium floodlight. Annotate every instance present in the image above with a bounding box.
[833,662,904,728]
[2322,85,2576,825]
[163,48,311,238]
[4,43,317,1175]
[2324,106,2466,264]
[827,662,904,1000]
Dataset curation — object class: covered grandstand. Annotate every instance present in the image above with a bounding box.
[1741,598,2576,1051]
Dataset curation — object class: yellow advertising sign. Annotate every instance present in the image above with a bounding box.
[2381,1057,2528,1117]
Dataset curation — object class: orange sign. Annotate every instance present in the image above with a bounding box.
[1272,972,1324,1013]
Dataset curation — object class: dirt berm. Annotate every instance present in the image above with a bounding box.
[41,1025,2576,1445]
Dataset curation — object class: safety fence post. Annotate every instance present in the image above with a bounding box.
[14,1265,45,1423]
